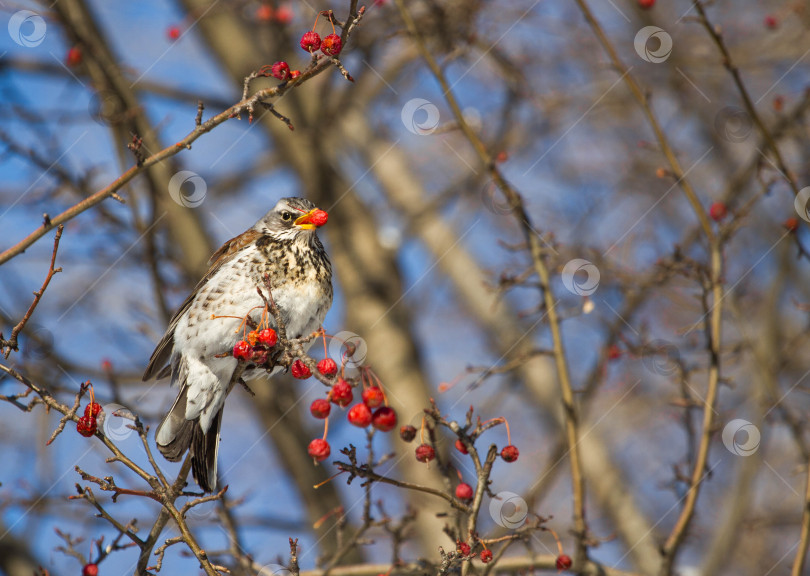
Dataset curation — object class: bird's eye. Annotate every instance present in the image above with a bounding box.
[281,211,292,222]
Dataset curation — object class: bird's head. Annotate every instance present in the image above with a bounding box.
[257,197,329,240]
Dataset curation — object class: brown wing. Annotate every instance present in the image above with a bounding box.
[142,228,261,381]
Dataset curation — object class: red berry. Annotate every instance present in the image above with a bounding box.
[77,415,96,437]
[101,359,113,371]
[320,33,342,56]
[480,549,493,563]
[454,439,468,454]
[556,554,573,570]
[317,358,337,376]
[347,403,373,427]
[66,47,82,67]
[330,379,353,406]
[257,328,278,346]
[250,346,269,365]
[399,425,417,442]
[233,340,251,360]
[83,564,99,576]
[167,26,181,40]
[310,399,331,419]
[764,15,778,30]
[256,4,274,21]
[291,359,312,379]
[455,482,473,501]
[457,541,471,556]
[501,445,519,462]
[274,5,293,24]
[415,443,435,462]
[84,402,102,418]
[300,30,321,52]
[361,386,384,408]
[709,202,727,222]
[308,438,330,462]
[289,70,301,79]
[371,406,397,432]
[638,0,655,8]
[309,209,329,227]
[784,217,800,232]
[607,344,622,360]
[270,61,290,81]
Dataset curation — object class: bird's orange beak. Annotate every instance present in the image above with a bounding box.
[294,208,328,230]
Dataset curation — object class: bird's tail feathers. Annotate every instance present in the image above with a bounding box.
[156,385,194,461]
[191,409,222,493]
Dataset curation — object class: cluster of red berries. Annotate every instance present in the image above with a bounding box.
[306,362,399,463]
[300,30,342,56]
[256,4,294,24]
[82,563,99,576]
[400,421,519,465]
[232,328,278,364]
[266,12,344,84]
[77,401,102,437]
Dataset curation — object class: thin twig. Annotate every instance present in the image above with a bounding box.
[394,0,589,563]
[0,7,366,267]
[2,225,64,357]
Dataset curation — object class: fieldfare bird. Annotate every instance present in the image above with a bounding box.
[143,197,333,492]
